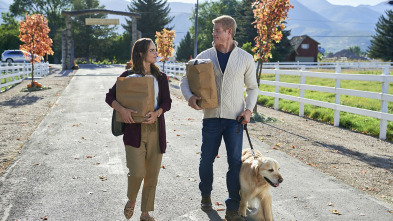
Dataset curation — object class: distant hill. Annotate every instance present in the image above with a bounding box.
[1,0,391,53]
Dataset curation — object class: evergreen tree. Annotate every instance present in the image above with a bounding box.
[176,31,193,62]
[71,0,116,63]
[368,10,393,61]
[189,0,239,53]
[270,29,292,62]
[124,0,173,42]
[0,13,21,53]
[236,0,257,47]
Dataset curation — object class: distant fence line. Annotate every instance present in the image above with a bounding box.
[0,62,50,92]
[158,61,393,140]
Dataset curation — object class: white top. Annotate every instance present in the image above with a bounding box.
[127,74,159,110]
[180,41,258,120]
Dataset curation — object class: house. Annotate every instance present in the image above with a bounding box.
[286,35,320,62]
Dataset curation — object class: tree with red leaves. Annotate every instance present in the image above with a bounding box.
[19,13,53,88]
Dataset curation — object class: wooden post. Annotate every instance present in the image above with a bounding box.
[274,64,280,110]
[380,67,390,140]
[299,66,306,117]
[334,64,341,127]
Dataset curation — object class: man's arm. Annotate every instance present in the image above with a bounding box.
[238,56,258,124]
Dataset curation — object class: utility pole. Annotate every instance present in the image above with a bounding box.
[193,0,199,58]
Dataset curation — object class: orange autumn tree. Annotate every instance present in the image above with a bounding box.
[155,29,176,71]
[252,0,293,110]
[19,13,54,88]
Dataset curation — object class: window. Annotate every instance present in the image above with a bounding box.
[301,44,309,49]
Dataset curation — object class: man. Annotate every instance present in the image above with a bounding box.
[180,15,258,221]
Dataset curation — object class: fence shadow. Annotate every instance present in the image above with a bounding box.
[0,94,43,107]
[261,122,393,173]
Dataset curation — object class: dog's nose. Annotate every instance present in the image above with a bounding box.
[278,177,283,183]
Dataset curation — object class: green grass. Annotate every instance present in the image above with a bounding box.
[258,69,393,140]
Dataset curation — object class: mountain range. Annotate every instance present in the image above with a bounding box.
[1,0,392,53]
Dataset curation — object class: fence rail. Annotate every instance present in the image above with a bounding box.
[157,61,393,140]
[0,62,50,92]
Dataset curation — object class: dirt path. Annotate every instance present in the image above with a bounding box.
[0,64,74,175]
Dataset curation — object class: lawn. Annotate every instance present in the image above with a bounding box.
[257,69,393,140]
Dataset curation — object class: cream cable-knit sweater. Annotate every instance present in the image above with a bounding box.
[180,42,258,120]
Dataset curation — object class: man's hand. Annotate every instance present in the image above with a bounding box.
[119,108,138,124]
[237,109,252,124]
[188,96,203,110]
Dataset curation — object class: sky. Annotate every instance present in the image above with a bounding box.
[167,0,387,7]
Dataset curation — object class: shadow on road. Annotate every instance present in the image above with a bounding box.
[0,94,43,107]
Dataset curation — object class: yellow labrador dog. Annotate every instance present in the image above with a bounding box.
[239,149,283,221]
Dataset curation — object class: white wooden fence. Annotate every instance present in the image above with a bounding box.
[158,61,393,140]
[0,62,50,92]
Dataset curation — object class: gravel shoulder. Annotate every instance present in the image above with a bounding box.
[0,64,75,175]
[1,72,392,209]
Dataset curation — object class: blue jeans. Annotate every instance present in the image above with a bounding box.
[199,118,243,211]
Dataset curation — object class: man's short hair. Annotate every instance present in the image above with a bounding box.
[212,15,237,38]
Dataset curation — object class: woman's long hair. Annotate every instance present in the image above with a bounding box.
[130,38,161,79]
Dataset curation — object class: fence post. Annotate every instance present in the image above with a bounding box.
[274,64,280,110]
[380,67,390,140]
[334,64,341,127]
[299,66,306,117]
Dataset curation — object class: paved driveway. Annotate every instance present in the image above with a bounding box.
[1,65,392,221]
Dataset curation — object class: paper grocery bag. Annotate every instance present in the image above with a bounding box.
[186,62,218,109]
[115,77,154,123]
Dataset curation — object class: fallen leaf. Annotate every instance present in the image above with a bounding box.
[81,137,85,139]
[291,145,295,148]
[272,147,278,150]
[217,208,225,211]
[327,202,334,207]
[161,166,166,169]
[40,216,48,220]
[388,210,393,213]
[196,152,201,154]
[176,134,180,136]
[259,137,264,140]
[34,163,40,166]
[216,155,220,158]
[86,156,93,158]
[216,202,224,206]
[275,143,281,147]
[332,209,342,215]
[99,176,107,181]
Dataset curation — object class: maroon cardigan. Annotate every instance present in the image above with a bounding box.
[105,71,172,153]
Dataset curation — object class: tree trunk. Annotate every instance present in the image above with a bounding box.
[31,62,34,87]
[253,60,263,113]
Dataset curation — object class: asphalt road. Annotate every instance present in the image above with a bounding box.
[1,65,392,221]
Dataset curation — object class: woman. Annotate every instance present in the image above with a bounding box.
[105,38,172,221]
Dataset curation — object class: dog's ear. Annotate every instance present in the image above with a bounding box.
[251,160,260,177]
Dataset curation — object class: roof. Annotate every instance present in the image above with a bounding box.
[290,35,320,52]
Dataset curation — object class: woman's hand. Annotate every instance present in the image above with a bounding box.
[119,108,138,124]
[143,110,159,124]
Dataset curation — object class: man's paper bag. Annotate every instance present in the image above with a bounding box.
[186,61,218,109]
[115,77,154,123]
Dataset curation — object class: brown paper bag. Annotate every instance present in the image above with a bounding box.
[186,62,218,109]
[115,77,154,123]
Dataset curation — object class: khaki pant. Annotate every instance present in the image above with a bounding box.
[125,121,163,212]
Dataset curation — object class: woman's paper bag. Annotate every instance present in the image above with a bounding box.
[115,77,154,123]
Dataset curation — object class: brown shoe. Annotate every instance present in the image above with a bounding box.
[225,210,246,221]
[140,214,156,221]
[201,195,212,211]
[124,200,135,220]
